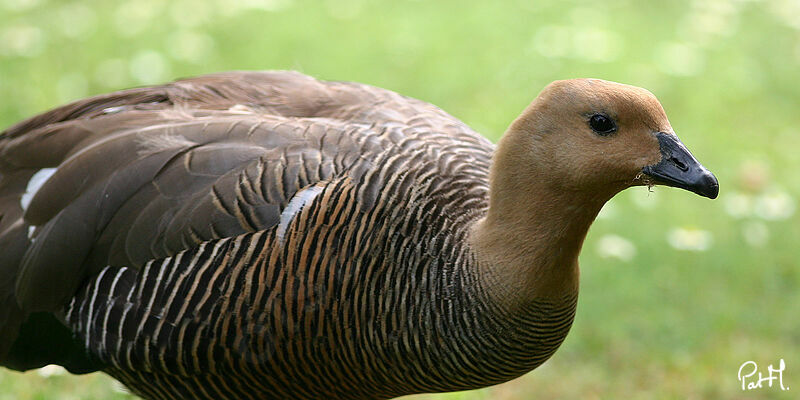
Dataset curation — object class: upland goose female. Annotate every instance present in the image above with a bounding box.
[0,71,718,399]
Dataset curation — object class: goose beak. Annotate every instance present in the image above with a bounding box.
[642,132,719,199]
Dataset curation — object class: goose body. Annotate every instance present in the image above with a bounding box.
[0,71,717,399]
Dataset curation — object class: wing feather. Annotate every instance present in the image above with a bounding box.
[0,70,487,365]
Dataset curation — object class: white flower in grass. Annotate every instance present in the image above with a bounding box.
[596,234,636,262]
[723,191,753,219]
[667,227,713,251]
[0,24,44,57]
[36,364,66,378]
[754,189,795,220]
[742,221,769,248]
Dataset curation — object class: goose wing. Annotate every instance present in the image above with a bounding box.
[0,71,482,360]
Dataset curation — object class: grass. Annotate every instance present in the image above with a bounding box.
[1,0,798,398]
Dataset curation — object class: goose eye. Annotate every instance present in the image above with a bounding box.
[589,114,617,135]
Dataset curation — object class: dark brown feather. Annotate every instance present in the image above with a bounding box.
[0,71,483,364]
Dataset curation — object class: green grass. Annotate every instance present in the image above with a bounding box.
[1,0,798,398]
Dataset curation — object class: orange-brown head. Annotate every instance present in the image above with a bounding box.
[476,78,718,301]
[494,78,718,206]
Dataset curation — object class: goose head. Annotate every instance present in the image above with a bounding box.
[477,78,719,300]
[496,78,718,204]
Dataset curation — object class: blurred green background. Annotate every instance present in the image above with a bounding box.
[1,0,798,398]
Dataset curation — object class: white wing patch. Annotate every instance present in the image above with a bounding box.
[276,184,325,244]
[227,104,256,114]
[20,168,58,211]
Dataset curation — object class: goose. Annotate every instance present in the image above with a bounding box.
[0,71,718,399]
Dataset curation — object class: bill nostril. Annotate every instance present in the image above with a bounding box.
[644,131,718,199]
[670,156,688,172]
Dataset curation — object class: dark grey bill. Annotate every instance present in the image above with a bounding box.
[642,132,719,199]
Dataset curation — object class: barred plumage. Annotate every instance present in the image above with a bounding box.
[0,71,717,399]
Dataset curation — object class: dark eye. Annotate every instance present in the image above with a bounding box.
[589,113,617,135]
